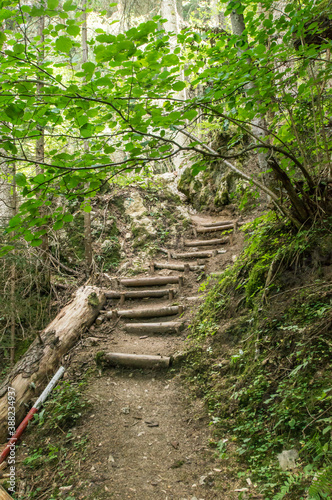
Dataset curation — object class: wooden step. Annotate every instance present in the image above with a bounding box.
[151,262,205,272]
[107,305,184,320]
[200,220,233,227]
[184,237,230,247]
[125,321,185,334]
[118,276,184,287]
[104,352,170,369]
[105,289,175,303]
[170,250,217,259]
[195,224,234,234]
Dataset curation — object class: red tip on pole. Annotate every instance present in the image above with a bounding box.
[0,407,38,465]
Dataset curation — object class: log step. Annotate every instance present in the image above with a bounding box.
[105,289,176,301]
[107,305,184,320]
[118,276,184,287]
[195,224,234,234]
[125,322,185,334]
[200,220,233,227]
[170,250,217,259]
[195,221,247,234]
[152,262,205,272]
[104,352,170,369]
[184,237,230,247]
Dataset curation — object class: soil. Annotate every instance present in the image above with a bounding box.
[15,214,250,500]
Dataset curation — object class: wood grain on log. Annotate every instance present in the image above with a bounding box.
[108,305,184,319]
[119,276,183,287]
[124,322,184,334]
[0,286,106,443]
[196,224,234,233]
[104,289,175,299]
[0,485,14,500]
[171,250,217,259]
[104,353,170,369]
[153,262,205,272]
[200,220,233,227]
[184,237,230,247]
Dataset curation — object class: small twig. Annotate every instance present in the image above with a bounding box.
[302,404,332,436]
[270,282,331,299]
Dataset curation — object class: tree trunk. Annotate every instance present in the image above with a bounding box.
[0,286,105,443]
[161,0,188,173]
[10,165,17,368]
[82,7,93,272]
[229,4,269,176]
[36,13,51,287]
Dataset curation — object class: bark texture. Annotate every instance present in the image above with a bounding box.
[0,286,106,443]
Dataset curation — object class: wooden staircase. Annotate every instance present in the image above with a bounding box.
[100,217,242,368]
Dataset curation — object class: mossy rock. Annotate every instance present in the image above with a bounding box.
[131,223,152,248]
[214,189,230,207]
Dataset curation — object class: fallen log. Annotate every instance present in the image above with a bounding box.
[0,485,14,500]
[184,237,230,247]
[0,286,106,443]
[104,289,175,300]
[124,322,185,334]
[171,250,217,259]
[104,352,170,369]
[152,262,205,272]
[118,276,184,287]
[108,305,184,320]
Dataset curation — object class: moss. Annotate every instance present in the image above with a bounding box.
[131,223,152,248]
[95,351,106,366]
[88,292,100,308]
[214,189,229,207]
[65,214,85,261]
[100,237,121,270]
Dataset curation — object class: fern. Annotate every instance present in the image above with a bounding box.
[273,474,301,500]
[308,466,332,499]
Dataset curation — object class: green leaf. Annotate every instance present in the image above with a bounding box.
[15,173,27,187]
[82,61,96,76]
[47,0,59,9]
[31,239,43,247]
[53,220,64,230]
[5,104,24,121]
[8,215,21,227]
[63,0,76,11]
[66,25,80,37]
[172,81,186,91]
[63,213,73,222]
[56,35,72,53]
[162,54,179,66]
[0,9,13,20]
[83,203,92,213]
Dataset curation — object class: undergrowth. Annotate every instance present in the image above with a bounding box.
[16,378,91,499]
[185,212,332,499]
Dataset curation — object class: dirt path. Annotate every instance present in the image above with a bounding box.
[61,217,245,499]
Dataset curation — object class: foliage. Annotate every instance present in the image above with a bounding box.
[185,214,332,498]
[21,378,90,498]
[34,380,88,431]
[0,0,331,255]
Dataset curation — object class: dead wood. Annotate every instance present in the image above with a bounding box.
[104,353,170,369]
[0,286,106,443]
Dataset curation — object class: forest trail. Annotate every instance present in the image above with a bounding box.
[64,215,247,500]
